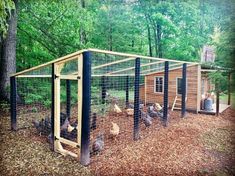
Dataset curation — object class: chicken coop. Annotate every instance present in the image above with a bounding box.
[10,49,198,165]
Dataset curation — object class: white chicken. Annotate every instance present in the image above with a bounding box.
[126,108,134,116]
[114,104,122,113]
[67,124,76,132]
[110,122,120,138]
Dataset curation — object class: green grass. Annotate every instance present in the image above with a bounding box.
[108,89,134,101]
[231,93,235,109]
[219,93,235,109]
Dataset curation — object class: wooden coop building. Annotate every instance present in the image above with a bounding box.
[10,49,231,166]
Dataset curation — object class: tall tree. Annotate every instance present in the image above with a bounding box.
[0,0,18,101]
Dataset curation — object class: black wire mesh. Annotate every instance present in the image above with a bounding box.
[16,77,52,141]
[13,51,186,164]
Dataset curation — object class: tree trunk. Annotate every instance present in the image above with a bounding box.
[0,0,18,102]
[157,24,162,58]
[109,25,113,51]
[79,0,87,46]
[147,24,153,57]
[153,26,158,57]
[108,6,113,51]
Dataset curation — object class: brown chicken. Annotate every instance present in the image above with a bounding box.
[110,122,120,138]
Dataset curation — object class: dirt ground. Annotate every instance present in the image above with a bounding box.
[0,107,235,176]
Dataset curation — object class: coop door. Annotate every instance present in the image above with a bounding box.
[53,55,83,157]
[176,77,187,95]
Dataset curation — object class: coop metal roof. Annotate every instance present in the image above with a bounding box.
[12,48,199,77]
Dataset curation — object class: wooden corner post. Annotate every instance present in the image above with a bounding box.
[134,58,140,140]
[181,63,187,117]
[163,61,169,126]
[80,51,91,166]
[10,76,17,131]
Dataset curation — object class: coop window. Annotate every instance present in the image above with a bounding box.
[154,76,164,93]
[176,77,187,95]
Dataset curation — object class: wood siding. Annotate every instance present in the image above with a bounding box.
[140,65,200,111]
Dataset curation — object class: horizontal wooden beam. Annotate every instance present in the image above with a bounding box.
[16,75,51,78]
[141,63,182,74]
[71,57,136,75]
[88,48,198,64]
[144,63,198,76]
[201,69,222,72]
[93,57,135,69]
[59,75,80,80]
[92,74,136,77]
[59,137,80,148]
[11,49,87,77]
[13,48,199,77]
[106,60,165,75]
[56,54,82,65]
[16,74,81,80]
[57,142,78,158]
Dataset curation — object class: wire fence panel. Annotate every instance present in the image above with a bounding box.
[12,50,187,165]
[90,53,136,161]
[16,77,52,144]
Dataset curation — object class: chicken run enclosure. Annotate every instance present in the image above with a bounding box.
[10,49,198,165]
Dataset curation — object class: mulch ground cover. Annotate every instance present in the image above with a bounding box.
[0,106,235,176]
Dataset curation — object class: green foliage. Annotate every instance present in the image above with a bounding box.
[15,0,235,69]
[13,0,235,107]
[0,0,15,37]
[0,101,10,112]
[208,71,228,93]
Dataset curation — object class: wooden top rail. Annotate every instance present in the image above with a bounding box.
[11,49,87,77]
[11,48,199,77]
[88,48,198,64]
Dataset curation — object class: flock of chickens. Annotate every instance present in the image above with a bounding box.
[90,102,164,154]
[32,112,78,143]
[115,102,164,127]
[32,102,164,156]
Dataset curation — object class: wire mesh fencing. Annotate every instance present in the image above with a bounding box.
[11,49,190,165]
[89,54,167,160]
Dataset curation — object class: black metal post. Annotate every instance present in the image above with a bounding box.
[163,61,169,126]
[125,75,129,107]
[10,76,17,131]
[181,63,187,117]
[66,80,71,119]
[51,63,55,151]
[228,73,231,105]
[216,91,220,116]
[101,76,106,104]
[133,58,140,140]
[80,51,91,166]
